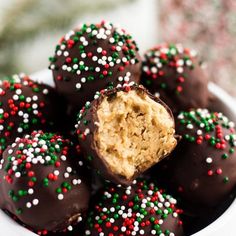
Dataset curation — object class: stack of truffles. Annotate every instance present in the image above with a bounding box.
[0,21,235,236]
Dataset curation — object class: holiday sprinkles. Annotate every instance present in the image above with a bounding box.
[0,19,236,236]
[177,109,236,181]
[85,180,183,236]
[0,131,90,234]
[49,20,141,111]
[153,108,236,216]
[142,43,197,92]
[0,74,59,156]
[141,43,209,113]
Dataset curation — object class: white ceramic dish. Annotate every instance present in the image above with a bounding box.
[0,69,236,236]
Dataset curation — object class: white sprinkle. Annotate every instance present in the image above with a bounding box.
[109,37,115,43]
[177,67,184,73]
[140,230,144,235]
[92,56,98,61]
[197,130,202,135]
[61,155,66,161]
[17,127,23,133]
[187,124,193,129]
[73,64,79,70]
[80,36,85,42]
[57,51,62,56]
[64,173,69,178]
[206,157,213,164]
[28,189,34,195]
[13,94,19,100]
[64,51,69,57]
[118,76,123,82]
[173,212,178,218]
[32,95,38,101]
[15,172,21,178]
[8,149,13,154]
[33,199,39,205]
[62,65,67,70]
[58,194,64,200]
[159,219,163,225]
[81,77,86,83]
[60,45,66,50]
[97,47,102,53]
[32,158,38,164]
[16,89,22,95]
[95,67,100,72]
[43,89,49,94]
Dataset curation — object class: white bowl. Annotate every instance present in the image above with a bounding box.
[0,70,236,235]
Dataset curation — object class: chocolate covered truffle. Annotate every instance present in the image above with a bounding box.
[141,43,209,114]
[85,179,183,236]
[0,131,90,234]
[0,74,63,157]
[75,83,177,185]
[154,109,236,215]
[49,21,141,113]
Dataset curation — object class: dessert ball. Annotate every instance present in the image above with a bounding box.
[0,74,64,157]
[154,109,236,215]
[75,83,177,185]
[141,43,209,114]
[49,21,141,113]
[84,179,183,236]
[0,131,90,234]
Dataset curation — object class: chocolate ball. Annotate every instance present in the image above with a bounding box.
[49,21,141,114]
[75,83,177,185]
[141,43,209,114]
[0,131,90,233]
[84,179,184,236]
[0,74,64,157]
[154,109,236,216]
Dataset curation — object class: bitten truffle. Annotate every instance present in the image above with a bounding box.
[0,131,90,234]
[154,109,236,215]
[0,74,63,157]
[141,43,209,114]
[84,179,184,236]
[49,21,141,113]
[75,83,177,185]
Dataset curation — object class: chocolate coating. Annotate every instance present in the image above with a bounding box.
[0,131,90,233]
[84,179,183,236]
[75,83,177,185]
[0,74,65,157]
[49,21,141,114]
[141,43,209,114]
[153,109,236,216]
